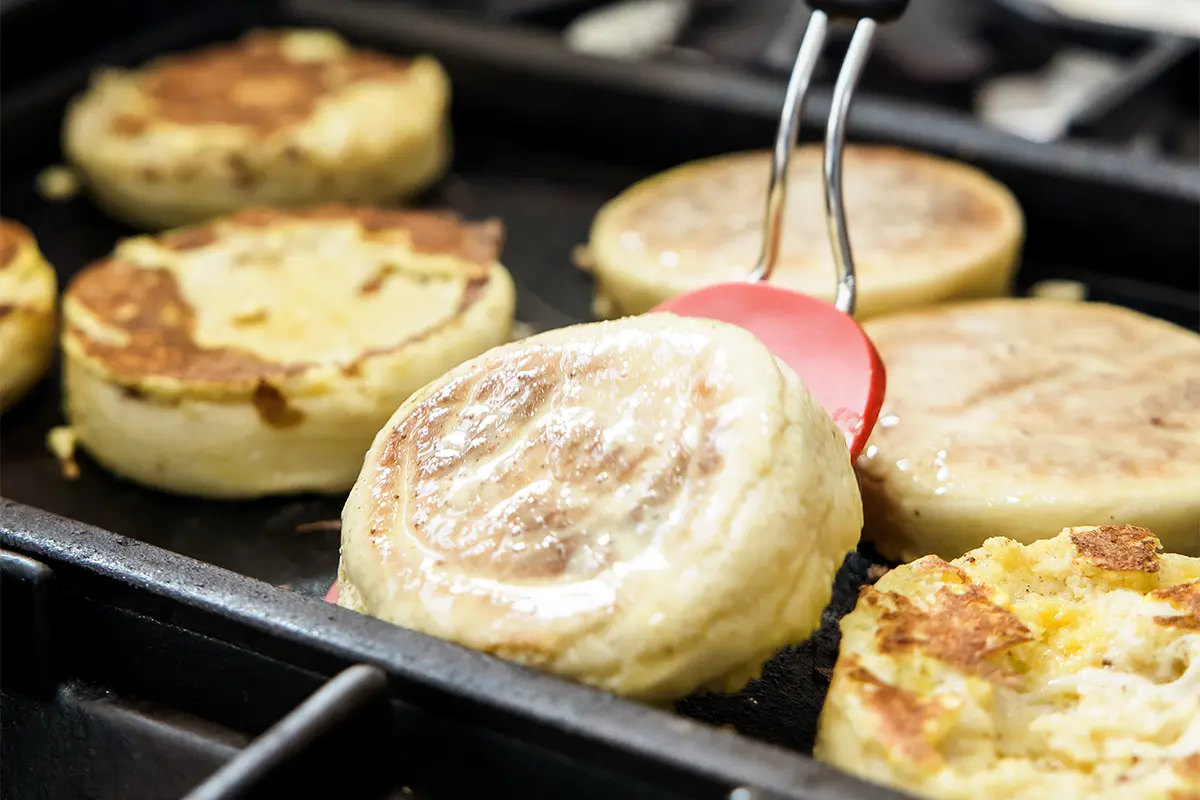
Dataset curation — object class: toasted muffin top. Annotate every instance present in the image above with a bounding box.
[363,315,735,586]
[591,145,1023,286]
[817,525,1200,800]
[0,219,33,270]
[0,218,56,320]
[97,29,412,139]
[859,299,1200,491]
[62,206,502,393]
[339,313,864,700]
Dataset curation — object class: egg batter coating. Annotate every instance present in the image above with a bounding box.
[816,524,1200,800]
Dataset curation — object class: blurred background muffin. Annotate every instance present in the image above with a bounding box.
[0,219,57,412]
[63,29,451,229]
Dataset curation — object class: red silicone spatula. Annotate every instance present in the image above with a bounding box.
[655,0,909,460]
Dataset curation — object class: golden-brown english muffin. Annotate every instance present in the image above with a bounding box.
[63,29,451,229]
[815,525,1200,800]
[585,145,1024,320]
[858,299,1200,562]
[0,219,58,411]
[337,314,863,703]
[61,206,515,498]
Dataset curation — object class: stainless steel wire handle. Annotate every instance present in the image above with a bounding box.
[748,1,909,316]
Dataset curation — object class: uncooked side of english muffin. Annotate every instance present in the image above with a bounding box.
[338,314,864,704]
[63,29,451,229]
[857,298,1200,561]
[0,219,58,411]
[61,205,515,498]
[816,524,1200,800]
[586,145,1024,320]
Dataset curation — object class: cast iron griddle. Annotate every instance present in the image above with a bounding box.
[1,0,1197,782]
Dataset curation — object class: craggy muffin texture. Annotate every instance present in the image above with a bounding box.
[0,219,58,411]
[338,314,864,703]
[585,145,1024,320]
[64,29,451,229]
[61,206,515,498]
[816,525,1200,800]
[858,299,1200,562]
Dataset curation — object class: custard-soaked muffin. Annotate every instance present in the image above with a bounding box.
[61,206,515,498]
[586,145,1024,320]
[816,525,1200,800]
[63,29,451,229]
[338,315,863,702]
[859,299,1200,561]
[0,219,57,411]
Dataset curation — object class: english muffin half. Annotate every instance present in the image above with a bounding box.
[64,29,451,230]
[61,206,515,498]
[586,145,1024,320]
[338,314,863,703]
[857,299,1200,561]
[816,525,1200,800]
[0,219,58,411]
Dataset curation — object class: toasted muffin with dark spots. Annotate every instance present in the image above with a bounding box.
[61,206,515,498]
[585,145,1024,320]
[816,525,1200,800]
[63,29,451,229]
[0,219,57,411]
[858,299,1200,561]
[338,314,864,703]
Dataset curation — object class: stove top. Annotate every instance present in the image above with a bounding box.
[410,0,1199,160]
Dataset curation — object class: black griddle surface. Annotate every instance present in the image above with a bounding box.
[0,7,1196,777]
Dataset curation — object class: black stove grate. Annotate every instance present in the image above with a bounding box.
[0,501,903,800]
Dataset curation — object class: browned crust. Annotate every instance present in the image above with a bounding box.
[365,347,724,584]
[116,30,411,138]
[1152,581,1200,630]
[0,218,33,269]
[1171,757,1200,800]
[621,145,1013,263]
[819,145,1008,228]
[65,209,499,386]
[866,567,1034,687]
[1069,525,1161,573]
[841,658,948,767]
[67,259,285,384]
[358,264,398,296]
[251,381,305,428]
[161,206,504,267]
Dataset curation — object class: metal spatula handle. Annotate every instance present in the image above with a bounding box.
[748,0,909,317]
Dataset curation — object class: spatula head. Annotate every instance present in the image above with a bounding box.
[653,282,885,459]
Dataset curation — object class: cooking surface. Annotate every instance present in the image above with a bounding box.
[0,7,1197,795]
